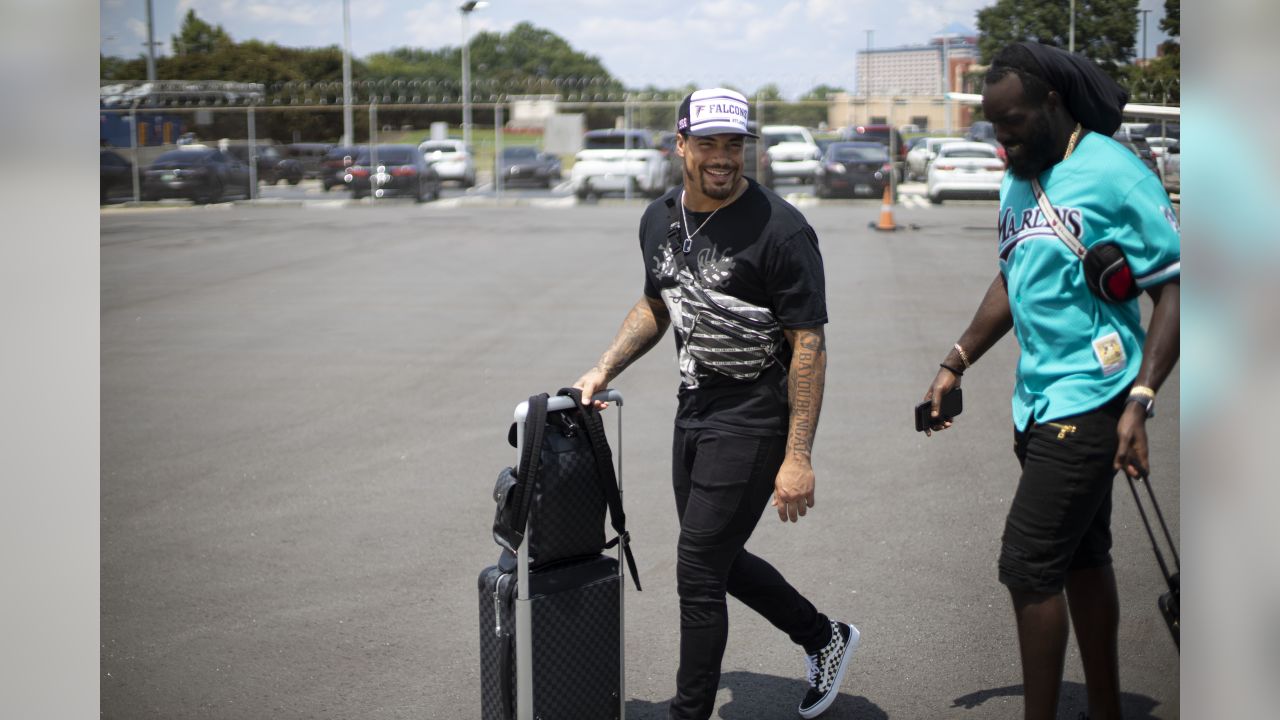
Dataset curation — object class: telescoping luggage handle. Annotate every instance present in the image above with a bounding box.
[1125,471,1180,648]
[512,389,627,720]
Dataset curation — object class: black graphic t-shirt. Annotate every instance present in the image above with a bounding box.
[640,177,827,436]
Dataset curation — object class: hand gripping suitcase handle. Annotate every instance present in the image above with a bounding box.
[513,388,623,422]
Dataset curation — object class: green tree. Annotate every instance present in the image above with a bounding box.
[1160,0,1179,36]
[171,9,234,56]
[1126,0,1178,102]
[801,84,846,101]
[976,0,1139,77]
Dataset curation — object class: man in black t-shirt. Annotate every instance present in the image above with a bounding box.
[575,88,859,720]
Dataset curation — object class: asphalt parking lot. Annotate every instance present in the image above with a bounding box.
[101,197,1180,719]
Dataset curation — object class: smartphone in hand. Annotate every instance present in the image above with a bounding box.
[915,388,963,432]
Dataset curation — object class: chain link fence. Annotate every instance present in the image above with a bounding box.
[100,75,1179,203]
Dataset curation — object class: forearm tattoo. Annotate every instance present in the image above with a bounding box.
[597,301,665,379]
[787,330,827,459]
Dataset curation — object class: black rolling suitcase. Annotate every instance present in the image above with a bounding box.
[479,389,640,720]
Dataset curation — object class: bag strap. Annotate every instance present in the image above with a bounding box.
[558,387,642,591]
[1030,178,1087,261]
[510,393,549,550]
[1124,472,1180,594]
[664,196,692,269]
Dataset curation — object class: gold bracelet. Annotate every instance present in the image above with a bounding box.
[1130,385,1156,399]
[953,343,972,369]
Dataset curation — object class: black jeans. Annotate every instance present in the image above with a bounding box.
[668,425,830,720]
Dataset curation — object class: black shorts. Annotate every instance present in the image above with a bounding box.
[998,393,1126,594]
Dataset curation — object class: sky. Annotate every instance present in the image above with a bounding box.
[99,0,1172,99]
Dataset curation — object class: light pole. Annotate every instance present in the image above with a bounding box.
[144,0,157,83]
[342,0,353,147]
[1139,9,1152,62]
[864,29,873,125]
[1069,0,1076,53]
[939,33,953,135]
[460,1,489,150]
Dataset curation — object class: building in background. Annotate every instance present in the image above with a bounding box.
[829,25,980,135]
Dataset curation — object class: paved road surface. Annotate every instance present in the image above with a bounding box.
[101,199,1179,719]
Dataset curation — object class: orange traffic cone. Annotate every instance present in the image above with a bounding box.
[871,182,898,232]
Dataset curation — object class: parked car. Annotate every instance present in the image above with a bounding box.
[1161,141,1180,195]
[142,147,252,204]
[1144,135,1177,163]
[320,146,361,191]
[814,142,890,199]
[1143,121,1179,141]
[840,124,907,181]
[964,120,1008,164]
[905,136,964,181]
[418,139,476,187]
[224,143,304,185]
[747,126,772,188]
[965,120,996,142]
[285,143,332,179]
[926,141,1005,204]
[1112,133,1159,177]
[760,125,821,185]
[1115,122,1148,141]
[655,131,683,190]
[100,149,134,203]
[571,129,667,199]
[497,146,562,188]
[346,145,441,202]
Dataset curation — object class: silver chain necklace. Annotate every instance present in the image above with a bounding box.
[679,188,727,253]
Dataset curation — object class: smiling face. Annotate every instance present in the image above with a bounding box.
[982,72,1063,180]
[677,132,745,208]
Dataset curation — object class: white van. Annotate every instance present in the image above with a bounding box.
[760,125,820,185]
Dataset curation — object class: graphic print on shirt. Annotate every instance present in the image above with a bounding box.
[650,241,781,386]
[997,204,1085,261]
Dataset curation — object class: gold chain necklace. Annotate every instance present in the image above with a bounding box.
[1062,123,1082,161]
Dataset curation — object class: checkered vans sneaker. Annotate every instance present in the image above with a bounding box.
[798,620,859,719]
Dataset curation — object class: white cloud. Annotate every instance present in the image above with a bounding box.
[350,0,387,21]
[125,17,147,40]
[246,3,323,27]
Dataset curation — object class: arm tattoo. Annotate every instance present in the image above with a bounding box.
[596,298,669,380]
[786,328,827,460]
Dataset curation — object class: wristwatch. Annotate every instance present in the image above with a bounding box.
[1126,386,1156,418]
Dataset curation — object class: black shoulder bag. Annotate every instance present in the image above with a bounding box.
[1030,177,1142,303]
[662,197,784,381]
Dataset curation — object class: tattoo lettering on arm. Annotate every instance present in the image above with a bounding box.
[786,327,827,460]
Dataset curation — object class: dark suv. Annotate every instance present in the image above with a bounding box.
[224,144,304,185]
[285,143,332,179]
[841,124,906,182]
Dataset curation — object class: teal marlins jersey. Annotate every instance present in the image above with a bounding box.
[997,132,1181,428]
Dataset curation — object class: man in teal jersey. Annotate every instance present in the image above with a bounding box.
[921,42,1180,720]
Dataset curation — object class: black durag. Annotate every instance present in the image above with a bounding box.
[1015,42,1130,136]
